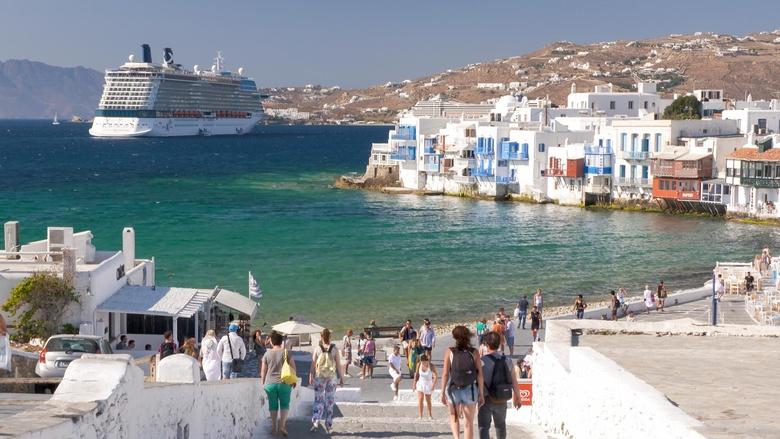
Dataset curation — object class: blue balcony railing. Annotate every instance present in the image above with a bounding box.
[584,145,614,155]
[390,147,416,161]
[470,168,495,177]
[424,163,440,172]
[623,150,650,160]
[496,176,517,184]
[585,166,613,175]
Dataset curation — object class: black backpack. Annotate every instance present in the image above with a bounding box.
[160,341,176,359]
[449,347,477,389]
[485,354,514,403]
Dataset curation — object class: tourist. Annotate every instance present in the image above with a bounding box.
[180,337,198,358]
[413,353,438,419]
[643,285,655,314]
[253,329,267,378]
[517,295,529,329]
[626,311,637,322]
[491,314,506,352]
[115,334,128,350]
[533,288,544,316]
[356,332,366,376]
[745,272,755,292]
[573,295,587,319]
[262,331,295,437]
[504,314,516,356]
[610,290,620,321]
[367,319,379,339]
[418,318,436,358]
[158,330,177,360]
[716,274,725,301]
[388,344,403,401]
[478,331,522,439]
[440,325,484,439]
[217,324,246,379]
[127,340,135,350]
[200,329,221,382]
[616,288,627,314]
[309,328,344,434]
[399,320,416,358]
[341,329,353,378]
[530,306,542,342]
[657,281,668,312]
[476,318,488,345]
[408,338,425,379]
[361,332,376,379]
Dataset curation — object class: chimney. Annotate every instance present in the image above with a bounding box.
[62,247,76,287]
[163,47,174,65]
[123,227,135,274]
[141,44,152,63]
[4,221,20,260]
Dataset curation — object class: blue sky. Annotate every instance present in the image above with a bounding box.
[2,1,779,88]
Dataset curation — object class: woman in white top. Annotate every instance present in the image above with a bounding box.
[199,329,221,381]
[413,353,438,419]
[643,285,655,314]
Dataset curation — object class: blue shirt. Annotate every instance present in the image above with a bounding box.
[518,298,529,313]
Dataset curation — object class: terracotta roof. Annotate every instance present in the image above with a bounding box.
[727,148,761,160]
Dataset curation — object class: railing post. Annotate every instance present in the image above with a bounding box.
[711,269,718,326]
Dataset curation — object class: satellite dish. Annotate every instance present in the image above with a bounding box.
[128,54,135,62]
[238,67,244,76]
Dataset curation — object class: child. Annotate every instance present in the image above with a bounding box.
[413,354,438,419]
[388,345,403,401]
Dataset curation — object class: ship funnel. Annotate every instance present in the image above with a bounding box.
[141,44,152,63]
[163,47,174,65]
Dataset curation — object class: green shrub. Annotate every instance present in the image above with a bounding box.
[2,272,79,343]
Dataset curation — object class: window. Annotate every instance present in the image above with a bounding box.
[765,164,773,178]
[654,133,662,152]
[723,185,730,195]
[776,165,780,178]
[127,313,173,335]
[620,133,627,151]
[628,101,634,110]
[631,134,638,151]
[538,143,545,152]
[619,165,626,178]
[642,166,649,179]
[644,101,649,109]
[609,101,616,110]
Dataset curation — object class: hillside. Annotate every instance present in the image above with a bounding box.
[0,59,104,119]
[263,30,780,123]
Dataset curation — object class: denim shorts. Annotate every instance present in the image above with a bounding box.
[447,383,477,406]
[363,355,375,366]
[506,336,515,347]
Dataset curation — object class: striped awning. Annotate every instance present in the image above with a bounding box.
[97,286,212,318]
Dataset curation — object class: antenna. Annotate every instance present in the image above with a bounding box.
[214,51,224,72]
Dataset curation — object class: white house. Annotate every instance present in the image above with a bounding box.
[567,82,672,117]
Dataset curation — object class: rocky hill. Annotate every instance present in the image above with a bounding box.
[0,59,104,119]
[263,30,780,123]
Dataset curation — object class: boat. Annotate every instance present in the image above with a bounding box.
[89,44,264,137]
[52,113,60,125]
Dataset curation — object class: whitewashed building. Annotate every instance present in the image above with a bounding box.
[567,82,672,117]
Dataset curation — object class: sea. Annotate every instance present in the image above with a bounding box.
[1,121,777,332]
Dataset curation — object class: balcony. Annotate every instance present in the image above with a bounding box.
[390,151,416,161]
[453,175,476,184]
[621,150,650,161]
[616,177,651,187]
[585,166,612,175]
[653,165,675,178]
[740,177,780,188]
[496,175,518,184]
[423,163,440,173]
[470,168,495,178]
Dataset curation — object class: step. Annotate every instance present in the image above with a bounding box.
[254,416,536,439]
[295,401,453,419]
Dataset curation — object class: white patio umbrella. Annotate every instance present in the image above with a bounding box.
[272,320,325,336]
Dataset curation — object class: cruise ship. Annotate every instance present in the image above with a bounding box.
[89,44,264,137]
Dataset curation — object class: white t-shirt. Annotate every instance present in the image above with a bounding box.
[388,353,402,373]
[643,288,653,305]
[505,320,515,338]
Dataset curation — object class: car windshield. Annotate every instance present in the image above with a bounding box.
[45,338,100,353]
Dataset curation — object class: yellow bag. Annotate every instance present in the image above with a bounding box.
[280,349,297,385]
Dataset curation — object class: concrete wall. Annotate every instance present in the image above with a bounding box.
[532,340,706,439]
[0,354,280,438]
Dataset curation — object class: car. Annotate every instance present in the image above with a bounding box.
[35,335,113,378]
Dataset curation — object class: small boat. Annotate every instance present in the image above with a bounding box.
[52,113,60,125]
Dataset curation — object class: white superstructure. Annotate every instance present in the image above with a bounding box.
[90,44,264,137]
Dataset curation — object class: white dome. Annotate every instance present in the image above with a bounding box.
[128,54,135,62]
[497,95,519,106]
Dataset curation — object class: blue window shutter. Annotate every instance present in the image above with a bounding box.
[642,166,649,179]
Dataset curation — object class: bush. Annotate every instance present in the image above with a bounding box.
[61,323,79,335]
[1,272,79,343]
[662,95,701,120]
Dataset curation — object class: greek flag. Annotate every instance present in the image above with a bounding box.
[249,271,263,300]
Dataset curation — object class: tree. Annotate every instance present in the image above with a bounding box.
[662,95,701,120]
[1,272,79,342]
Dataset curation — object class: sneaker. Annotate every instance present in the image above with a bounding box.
[344,373,352,378]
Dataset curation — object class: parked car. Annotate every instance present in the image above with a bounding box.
[35,335,113,378]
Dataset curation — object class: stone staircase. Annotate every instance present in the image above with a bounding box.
[253,402,547,438]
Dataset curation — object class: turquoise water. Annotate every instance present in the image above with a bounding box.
[0,121,777,331]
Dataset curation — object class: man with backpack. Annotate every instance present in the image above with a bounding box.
[478,331,522,439]
[217,324,246,379]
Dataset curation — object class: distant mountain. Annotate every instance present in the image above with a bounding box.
[0,59,103,119]
[265,30,780,123]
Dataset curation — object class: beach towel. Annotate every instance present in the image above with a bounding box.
[0,335,11,371]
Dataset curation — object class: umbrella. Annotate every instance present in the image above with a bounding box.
[272,320,325,336]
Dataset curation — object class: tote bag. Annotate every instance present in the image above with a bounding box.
[280,349,297,385]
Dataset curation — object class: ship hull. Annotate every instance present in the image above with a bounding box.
[89,114,264,137]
